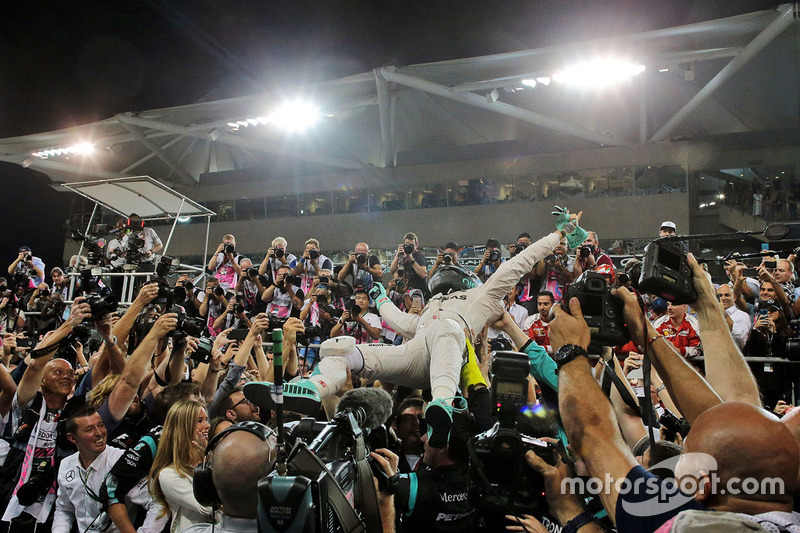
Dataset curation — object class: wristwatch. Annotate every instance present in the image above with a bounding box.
[553,344,590,373]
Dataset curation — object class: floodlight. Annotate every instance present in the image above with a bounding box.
[32,142,95,159]
[268,101,321,132]
[521,79,537,88]
[552,60,645,87]
[535,76,551,86]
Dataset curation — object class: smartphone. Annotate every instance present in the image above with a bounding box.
[764,260,777,269]
[742,268,759,277]
[16,337,35,349]
[228,329,249,341]
[758,309,769,319]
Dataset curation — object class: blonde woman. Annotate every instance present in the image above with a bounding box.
[149,400,214,533]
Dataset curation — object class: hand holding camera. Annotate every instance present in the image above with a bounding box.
[249,313,271,335]
[66,297,92,327]
[151,312,178,339]
[135,282,160,307]
[549,297,591,352]
[281,317,305,345]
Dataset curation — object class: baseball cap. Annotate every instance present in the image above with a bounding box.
[660,221,676,231]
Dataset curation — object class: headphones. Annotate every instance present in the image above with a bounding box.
[193,421,275,508]
[125,217,145,229]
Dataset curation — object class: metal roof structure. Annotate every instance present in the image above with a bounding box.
[0,3,796,189]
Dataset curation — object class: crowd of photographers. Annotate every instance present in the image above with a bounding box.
[1,213,800,533]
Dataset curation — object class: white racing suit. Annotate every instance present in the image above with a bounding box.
[310,231,562,400]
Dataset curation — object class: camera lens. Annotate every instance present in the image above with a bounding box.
[356,253,367,264]
[274,248,284,258]
[403,243,415,255]
[443,253,453,264]
[213,286,225,297]
[308,249,320,260]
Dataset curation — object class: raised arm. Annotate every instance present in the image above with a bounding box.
[106,313,177,422]
[688,254,761,405]
[112,283,159,350]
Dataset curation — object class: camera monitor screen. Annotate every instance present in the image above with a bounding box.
[581,294,604,316]
[495,379,526,398]
[657,246,682,272]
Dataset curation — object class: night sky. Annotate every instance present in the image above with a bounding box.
[0,0,782,274]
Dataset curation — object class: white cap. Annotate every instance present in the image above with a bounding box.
[660,221,676,231]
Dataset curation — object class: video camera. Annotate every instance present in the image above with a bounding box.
[638,238,697,304]
[566,271,629,348]
[468,351,553,515]
[256,408,381,533]
[71,228,108,267]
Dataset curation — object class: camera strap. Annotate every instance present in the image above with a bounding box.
[599,360,641,415]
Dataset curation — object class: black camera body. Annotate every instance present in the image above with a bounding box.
[168,306,204,340]
[469,351,551,515]
[659,408,691,440]
[85,294,119,321]
[488,249,501,262]
[257,409,375,533]
[579,245,592,258]
[308,249,320,260]
[274,248,284,259]
[224,243,236,255]
[638,239,697,304]
[566,271,629,347]
[16,457,54,506]
[442,252,454,265]
[191,337,214,365]
[402,243,415,255]
[355,252,367,265]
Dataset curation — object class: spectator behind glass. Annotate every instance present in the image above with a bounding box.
[390,232,429,299]
[148,400,214,533]
[207,234,242,293]
[293,238,333,296]
[258,236,297,286]
[7,246,45,289]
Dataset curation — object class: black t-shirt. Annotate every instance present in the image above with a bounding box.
[396,463,480,532]
[615,465,706,533]
[401,251,429,298]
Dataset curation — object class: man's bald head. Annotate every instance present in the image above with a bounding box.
[679,403,798,508]
[212,429,276,518]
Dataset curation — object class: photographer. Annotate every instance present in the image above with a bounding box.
[174,275,205,318]
[572,230,613,277]
[0,284,25,336]
[119,214,162,268]
[338,242,382,292]
[27,283,64,337]
[381,275,414,344]
[427,241,459,280]
[474,238,504,282]
[49,268,69,301]
[394,407,482,532]
[199,278,229,337]
[234,258,267,314]
[258,236,297,285]
[299,282,336,369]
[331,288,381,344]
[293,238,333,295]
[0,298,91,531]
[533,238,575,302]
[7,246,45,288]
[390,232,429,298]
[261,265,304,319]
[208,234,242,293]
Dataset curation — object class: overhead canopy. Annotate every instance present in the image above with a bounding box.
[0,4,796,186]
[62,176,214,220]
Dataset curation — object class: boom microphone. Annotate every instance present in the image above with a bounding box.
[335,387,393,432]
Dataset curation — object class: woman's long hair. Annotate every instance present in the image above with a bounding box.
[149,399,206,514]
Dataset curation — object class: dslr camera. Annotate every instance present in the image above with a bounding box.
[442,251,454,265]
[224,243,236,255]
[488,249,501,262]
[16,457,55,506]
[566,271,629,347]
[579,245,592,258]
[469,351,553,515]
[355,252,367,265]
[402,242,415,255]
[167,306,204,341]
[638,239,697,304]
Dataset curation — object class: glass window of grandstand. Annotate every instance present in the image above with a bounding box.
[299,192,332,216]
[333,189,368,214]
[369,188,406,211]
[204,200,235,222]
[695,165,797,221]
[407,183,447,209]
[265,195,298,219]
[634,164,687,195]
[511,178,539,202]
[490,178,514,204]
[447,179,490,206]
[234,197,266,220]
[540,172,588,200]
[584,168,632,198]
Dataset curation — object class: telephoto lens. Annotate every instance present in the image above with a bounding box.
[403,243,415,255]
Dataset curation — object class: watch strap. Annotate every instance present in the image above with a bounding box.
[562,511,594,533]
